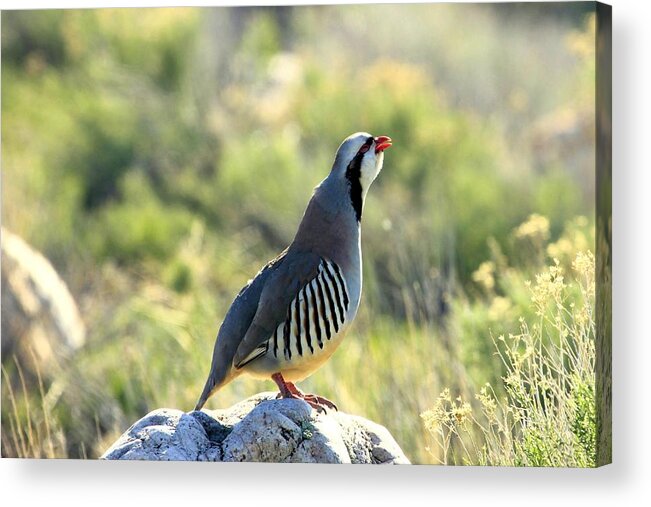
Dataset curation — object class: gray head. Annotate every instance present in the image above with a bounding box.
[329,132,392,221]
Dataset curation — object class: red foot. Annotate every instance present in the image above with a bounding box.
[271,372,338,413]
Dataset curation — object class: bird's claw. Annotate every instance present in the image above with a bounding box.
[272,373,338,413]
[276,391,338,413]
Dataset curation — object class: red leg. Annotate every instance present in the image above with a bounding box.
[271,372,295,398]
[271,373,338,412]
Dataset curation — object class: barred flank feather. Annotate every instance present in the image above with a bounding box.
[271,259,350,361]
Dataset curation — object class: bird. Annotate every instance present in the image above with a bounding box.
[194,132,392,413]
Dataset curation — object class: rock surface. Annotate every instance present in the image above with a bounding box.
[1,227,86,375]
[101,393,410,464]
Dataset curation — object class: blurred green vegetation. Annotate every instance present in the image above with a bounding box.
[2,5,596,464]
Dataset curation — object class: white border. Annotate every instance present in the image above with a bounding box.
[2,0,650,505]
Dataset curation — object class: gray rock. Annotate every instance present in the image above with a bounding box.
[101,393,410,464]
[1,227,86,371]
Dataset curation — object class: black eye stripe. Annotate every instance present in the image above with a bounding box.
[357,137,374,154]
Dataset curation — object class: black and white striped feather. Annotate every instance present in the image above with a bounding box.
[236,258,350,367]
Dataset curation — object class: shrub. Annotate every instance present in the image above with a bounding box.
[422,250,596,466]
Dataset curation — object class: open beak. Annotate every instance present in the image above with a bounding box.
[374,135,392,153]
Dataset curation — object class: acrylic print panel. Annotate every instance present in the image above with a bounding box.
[1,2,611,466]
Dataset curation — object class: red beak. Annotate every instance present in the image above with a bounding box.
[374,135,392,153]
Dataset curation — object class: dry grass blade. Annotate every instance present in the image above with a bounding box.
[2,362,28,458]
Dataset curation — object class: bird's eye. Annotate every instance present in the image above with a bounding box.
[358,144,370,154]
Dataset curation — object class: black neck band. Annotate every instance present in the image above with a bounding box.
[345,154,364,222]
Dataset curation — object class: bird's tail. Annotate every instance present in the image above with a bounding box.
[194,329,238,411]
[194,366,237,411]
[194,377,217,412]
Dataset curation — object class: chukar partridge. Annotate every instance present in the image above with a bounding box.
[195,132,392,412]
